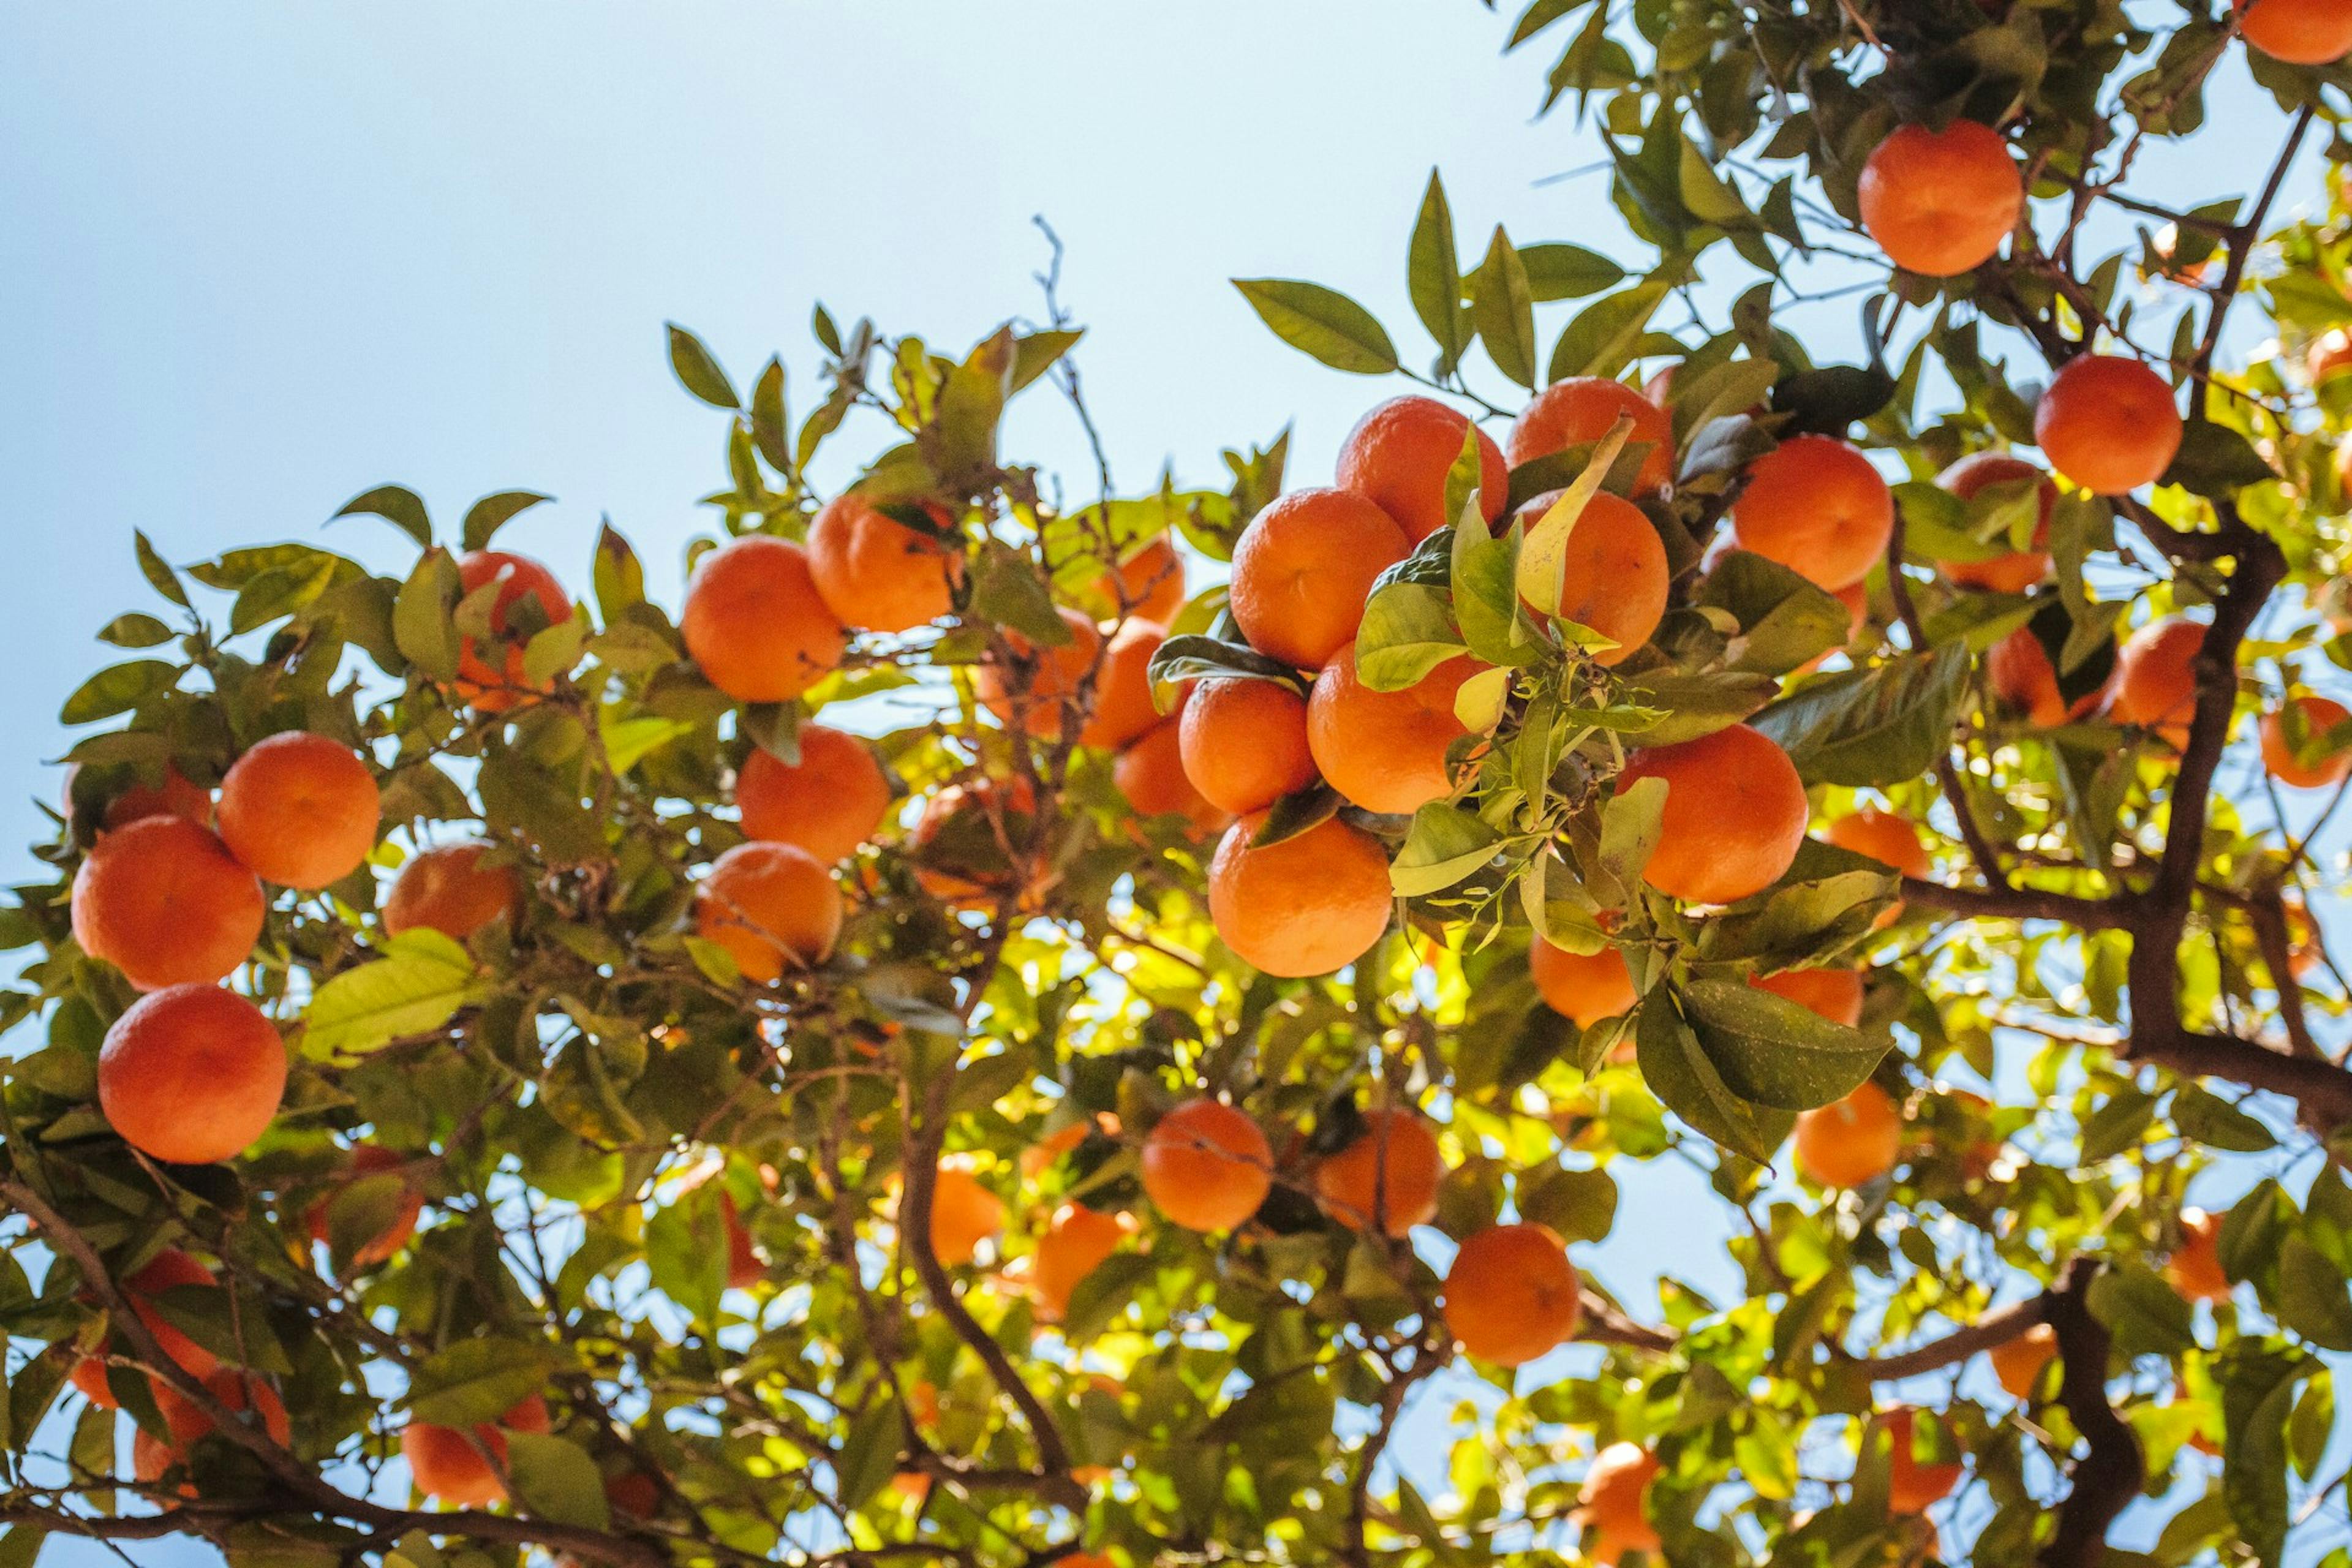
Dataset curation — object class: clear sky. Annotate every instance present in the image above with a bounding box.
[1,6,2339,1565]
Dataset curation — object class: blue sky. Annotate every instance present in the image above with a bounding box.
[1,6,2342,1565]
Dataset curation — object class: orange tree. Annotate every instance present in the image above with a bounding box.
[9,3,2352,1566]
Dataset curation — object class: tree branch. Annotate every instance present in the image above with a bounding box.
[2040,1259,2142,1568]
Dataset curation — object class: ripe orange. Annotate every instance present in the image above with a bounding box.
[1443,1223,1581,1366]
[153,1366,293,1452]
[1882,1408,1962,1515]
[1615,723,1808,905]
[680,535,848,703]
[736,725,893,864]
[1227,488,1410,671]
[1030,1203,1135,1321]
[2035,355,2183,496]
[928,1154,1006,1267]
[1307,644,1480,815]
[2166,1208,2231,1303]
[1101,535,1188,625]
[1511,489,1668,665]
[1114,721,1227,834]
[977,606,1104,741]
[1141,1098,1273,1231]
[1793,1082,1903,1188]
[401,1395,548,1507]
[125,1249,222,1381]
[217,732,380,891]
[1730,436,1893,592]
[1989,1323,2057,1400]
[1858,121,2022,277]
[1936,453,2054,592]
[1507,378,1675,494]
[1178,677,1319,815]
[305,1144,423,1268]
[910,777,1044,909]
[806,494,961,633]
[73,816,265,990]
[1207,812,1393,977]
[1530,938,1638,1028]
[1079,620,1169,751]
[1572,1442,1662,1560]
[1986,625,2097,728]
[1314,1109,1444,1235]
[383,841,522,941]
[1751,967,1866,1028]
[99,984,284,1166]
[2260,694,2352,788]
[2236,0,2352,63]
[1820,807,1929,880]
[606,1470,662,1518]
[695,841,843,981]
[720,1192,763,1291]
[2106,617,2207,747]
[454,550,573,712]
[1336,395,1508,543]
[72,764,211,833]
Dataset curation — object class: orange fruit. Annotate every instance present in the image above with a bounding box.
[75,1248,222,1406]
[1178,677,1319,815]
[1307,645,1480,815]
[977,606,1104,741]
[1573,1442,1662,1559]
[98,984,284,1166]
[2260,694,2352,788]
[70,764,212,833]
[1793,1082,1902,1188]
[1730,435,1893,592]
[1141,1098,1273,1231]
[70,1355,118,1408]
[1227,488,1409,671]
[1021,1112,1118,1176]
[1207,812,1393,977]
[695,841,843,982]
[1530,939,1638,1027]
[1113,720,1227,834]
[1936,453,2054,592]
[805,494,961,633]
[1079,620,1169,751]
[1507,378,1675,493]
[1511,490,1668,665]
[454,550,573,712]
[2236,0,2352,62]
[383,840,521,941]
[306,1145,423,1268]
[1336,395,1509,544]
[1751,967,1866,1028]
[153,1366,293,1452]
[606,1471,662,1518]
[1820,807,1929,880]
[2106,617,2207,747]
[1314,1108,1444,1235]
[680,535,848,703]
[401,1395,548,1507]
[1986,625,2100,728]
[217,732,380,891]
[1882,1408,1962,1514]
[1858,121,2022,277]
[721,1192,763,1291]
[736,725,893,864]
[2035,355,2183,496]
[2166,1208,2232,1303]
[1443,1223,1581,1366]
[1615,723,1807,905]
[1989,1323,2057,1400]
[910,777,1044,910]
[1101,535,1187,625]
[1030,1203,1134,1320]
[72,816,265,990]
[928,1154,1006,1267]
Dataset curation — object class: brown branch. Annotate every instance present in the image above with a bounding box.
[2040,1259,2142,1568]
[1899,876,2135,931]
[1856,1294,2051,1382]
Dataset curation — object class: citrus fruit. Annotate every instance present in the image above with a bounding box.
[1306,644,1480,815]
[1572,1443,1662,1560]
[1227,488,1409,671]
[1141,1098,1273,1231]
[1820,807,1929,880]
[2166,1208,2231,1303]
[1336,395,1508,543]
[2106,616,2207,747]
[1730,435,1893,592]
[1443,1223,1581,1366]
[977,606,1104,741]
[735,725,893,864]
[1614,723,1808,905]
[1030,1203,1134,1321]
[1512,489,1668,665]
[1530,938,1638,1028]
[680,535,848,703]
[1507,378,1675,493]
[98,984,284,1166]
[694,841,843,981]
[2260,694,2352,788]
[1207,812,1393,977]
[1858,121,2022,277]
[401,1395,548,1507]
[1114,720,1227,834]
[910,777,1044,909]
[216,731,380,891]
[383,841,522,941]
[454,550,573,711]
[1178,677,1319,815]
[1314,1108,1444,1235]
[1936,452,2054,592]
[2035,355,2183,496]
[1990,1323,2057,1400]
[805,494,961,633]
[1078,619,1169,751]
[928,1154,1005,1267]
[1793,1082,1902,1188]
[2236,0,2352,63]
[72,816,265,990]
[1883,1407,1963,1514]
[1751,967,1866,1027]
[305,1144,423,1268]
[1100,535,1187,625]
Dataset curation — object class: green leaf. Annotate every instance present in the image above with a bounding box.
[2172,1085,2277,1153]
[1355,584,1469,692]
[1451,511,1540,669]
[134,530,190,608]
[1519,242,1625,301]
[96,613,175,650]
[1749,644,1970,787]
[0,1529,47,1568]
[1634,995,1793,1163]
[834,1398,905,1511]
[968,545,1072,647]
[461,491,551,554]
[2163,420,2273,500]
[1615,668,1777,745]
[666,323,739,409]
[1679,978,1886,1112]
[1594,775,1667,903]
[1408,171,1470,374]
[2275,1236,2352,1351]
[1147,633,1305,693]
[2089,1262,2197,1358]
[333,485,433,550]
[1507,0,1599,48]
[60,660,179,726]
[302,929,478,1060]
[1251,784,1341,848]
[1469,228,1538,388]
[1549,281,1668,383]
[1517,414,1635,617]
[592,522,646,624]
[1517,1164,1617,1242]
[506,1431,612,1529]
[1390,804,1502,897]
[928,325,1016,486]
[1010,328,1084,393]
[405,1338,552,1427]
[1232,279,1400,375]
[393,548,464,684]
[750,358,792,472]
[1697,551,1852,676]
[479,753,605,864]
[2219,1343,2310,1565]
[2079,1087,2158,1163]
